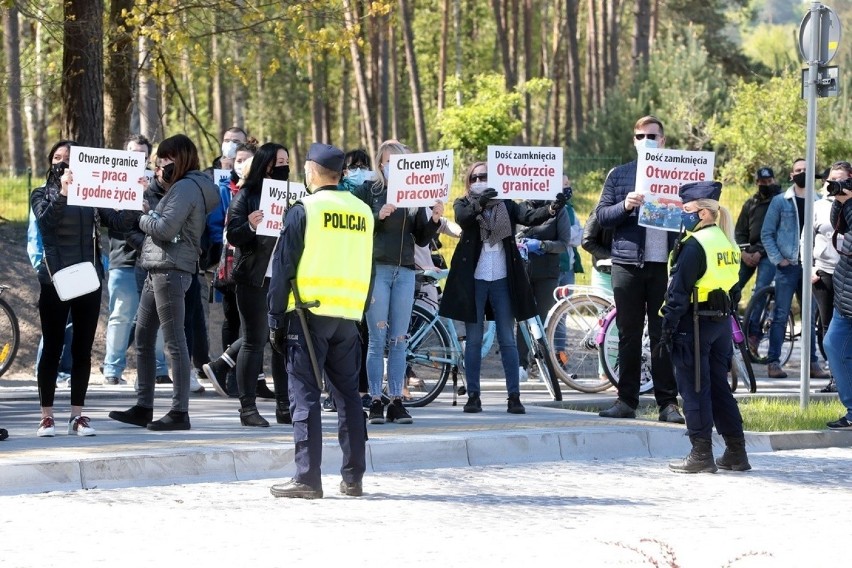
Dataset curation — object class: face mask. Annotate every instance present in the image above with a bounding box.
[382,164,390,180]
[635,138,659,150]
[681,210,701,232]
[270,165,289,181]
[160,163,176,184]
[230,169,240,184]
[49,161,69,181]
[469,181,488,196]
[221,141,238,160]
[345,169,367,187]
[364,170,377,182]
[562,186,573,201]
[758,184,780,198]
[792,172,807,188]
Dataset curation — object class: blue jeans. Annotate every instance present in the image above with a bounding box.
[464,278,520,396]
[366,264,416,398]
[768,263,817,364]
[740,256,776,334]
[135,270,193,412]
[825,309,852,420]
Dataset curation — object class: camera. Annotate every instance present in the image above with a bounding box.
[826,178,852,196]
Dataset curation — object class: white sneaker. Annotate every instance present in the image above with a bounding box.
[518,366,529,383]
[68,415,96,436]
[189,374,205,393]
[37,416,55,437]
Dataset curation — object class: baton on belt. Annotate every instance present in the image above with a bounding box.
[290,279,324,390]
[692,288,700,393]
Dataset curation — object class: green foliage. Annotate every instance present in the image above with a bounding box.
[0,175,34,223]
[740,23,799,72]
[436,74,523,166]
[737,397,846,432]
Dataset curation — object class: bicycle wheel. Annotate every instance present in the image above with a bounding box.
[403,305,454,407]
[0,297,19,378]
[730,339,757,393]
[521,319,562,401]
[743,285,795,365]
[598,313,654,394]
[545,295,613,393]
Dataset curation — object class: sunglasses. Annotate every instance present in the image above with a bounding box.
[634,133,658,141]
[470,173,487,182]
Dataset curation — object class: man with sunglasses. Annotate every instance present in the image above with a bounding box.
[595,115,684,423]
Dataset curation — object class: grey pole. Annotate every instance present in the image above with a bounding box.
[800,1,823,408]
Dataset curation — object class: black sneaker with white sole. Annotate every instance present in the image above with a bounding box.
[386,399,413,424]
[827,416,852,429]
[368,400,385,424]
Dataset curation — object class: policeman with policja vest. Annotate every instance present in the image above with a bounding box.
[267,143,374,499]
[660,181,751,474]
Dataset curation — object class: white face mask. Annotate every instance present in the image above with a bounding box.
[221,140,238,160]
[634,137,659,150]
[469,181,488,196]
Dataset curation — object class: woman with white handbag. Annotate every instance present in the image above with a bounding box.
[31,140,138,437]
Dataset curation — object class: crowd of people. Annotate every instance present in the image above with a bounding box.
[7,116,852,487]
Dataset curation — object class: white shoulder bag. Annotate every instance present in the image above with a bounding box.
[44,222,101,302]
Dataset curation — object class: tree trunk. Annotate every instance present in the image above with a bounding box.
[342,0,376,159]
[210,20,226,137]
[389,23,400,141]
[138,36,160,142]
[255,48,266,142]
[585,0,600,111]
[492,0,517,89]
[338,56,349,149]
[521,0,533,144]
[632,0,651,70]
[399,0,428,151]
[565,0,583,140]
[104,0,134,150]
[437,0,450,112]
[308,54,324,142]
[606,0,620,84]
[453,0,462,105]
[61,0,104,147]
[24,18,46,173]
[3,7,26,174]
[377,15,389,143]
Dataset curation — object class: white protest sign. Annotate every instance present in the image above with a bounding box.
[387,150,454,207]
[213,168,231,188]
[636,148,716,232]
[256,179,308,237]
[67,146,146,210]
[486,145,563,200]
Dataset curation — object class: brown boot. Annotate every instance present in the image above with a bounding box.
[810,363,831,379]
[767,362,787,378]
[716,436,752,471]
[669,437,718,473]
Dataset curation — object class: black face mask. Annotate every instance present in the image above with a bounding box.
[562,186,573,201]
[49,161,69,182]
[230,169,240,184]
[792,172,807,188]
[758,184,780,198]
[161,163,176,184]
[270,165,290,181]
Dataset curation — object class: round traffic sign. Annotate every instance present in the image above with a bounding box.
[799,6,842,64]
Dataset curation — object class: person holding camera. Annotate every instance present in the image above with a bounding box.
[760,158,830,379]
[821,161,852,428]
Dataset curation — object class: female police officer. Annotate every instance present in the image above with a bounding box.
[661,181,751,473]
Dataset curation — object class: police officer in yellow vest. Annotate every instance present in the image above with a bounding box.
[267,143,374,499]
[661,181,751,474]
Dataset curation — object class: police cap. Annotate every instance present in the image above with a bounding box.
[679,181,722,204]
[756,166,774,180]
[307,143,345,173]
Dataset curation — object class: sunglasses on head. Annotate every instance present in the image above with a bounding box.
[470,173,487,182]
[634,133,658,141]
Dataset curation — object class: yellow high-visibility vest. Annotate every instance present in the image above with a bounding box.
[288,190,374,320]
[681,225,740,302]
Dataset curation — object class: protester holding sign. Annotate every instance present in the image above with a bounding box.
[354,140,442,426]
[439,160,565,415]
[225,143,292,427]
[31,140,139,437]
[109,134,220,432]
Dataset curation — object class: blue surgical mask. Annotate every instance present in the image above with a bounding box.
[635,138,659,150]
[382,163,390,180]
[345,169,367,187]
[681,210,701,232]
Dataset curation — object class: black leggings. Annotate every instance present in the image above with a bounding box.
[37,282,102,408]
[235,281,287,404]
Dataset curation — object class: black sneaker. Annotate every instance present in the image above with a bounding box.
[108,405,153,427]
[270,479,323,499]
[155,375,173,384]
[147,410,191,431]
[507,393,526,414]
[386,399,413,424]
[202,359,231,397]
[322,397,337,412]
[463,394,482,413]
[827,416,852,429]
[368,400,385,424]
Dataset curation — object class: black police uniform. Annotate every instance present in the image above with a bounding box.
[267,184,372,495]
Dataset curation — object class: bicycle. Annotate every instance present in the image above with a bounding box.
[544,285,615,393]
[0,285,20,378]
[743,284,823,366]
[597,306,756,394]
[405,270,562,406]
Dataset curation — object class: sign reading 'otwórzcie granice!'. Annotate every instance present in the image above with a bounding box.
[486,145,563,201]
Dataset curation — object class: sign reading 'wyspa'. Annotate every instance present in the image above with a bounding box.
[387,150,454,207]
[256,180,308,237]
[67,146,146,210]
[486,145,563,200]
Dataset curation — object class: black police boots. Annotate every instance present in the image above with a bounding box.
[669,436,717,473]
[275,398,292,425]
[716,436,752,471]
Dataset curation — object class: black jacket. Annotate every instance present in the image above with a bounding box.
[581,209,613,272]
[31,180,137,285]
[831,199,852,317]
[595,161,678,265]
[354,181,440,267]
[518,202,570,281]
[734,189,780,254]
[439,198,554,323]
[227,184,279,288]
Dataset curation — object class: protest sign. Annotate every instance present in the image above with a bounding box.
[67,146,146,210]
[636,148,715,232]
[213,168,231,188]
[386,150,453,207]
[256,179,307,237]
[486,145,563,200]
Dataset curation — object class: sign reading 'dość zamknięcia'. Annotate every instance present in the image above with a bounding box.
[386,150,454,207]
[636,148,716,232]
[486,146,563,200]
[256,179,308,237]
[67,146,146,210]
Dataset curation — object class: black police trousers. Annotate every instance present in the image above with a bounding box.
[670,316,745,441]
[285,312,366,489]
